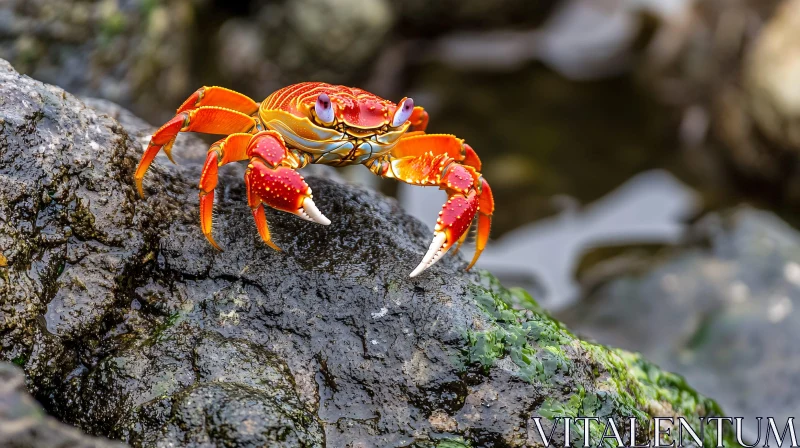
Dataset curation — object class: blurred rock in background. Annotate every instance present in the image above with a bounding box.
[561,207,800,442]
[0,0,195,123]
[0,363,124,447]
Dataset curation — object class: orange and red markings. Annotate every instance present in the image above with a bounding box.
[438,191,479,243]
[409,107,429,132]
[246,162,309,213]
[442,164,474,193]
[478,177,494,214]
[177,89,203,114]
[151,114,187,146]
[463,144,482,171]
[248,133,288,167]
[199,151,220,193]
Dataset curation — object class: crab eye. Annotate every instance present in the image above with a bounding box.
[315,93,335,124]
[392,97,414,127]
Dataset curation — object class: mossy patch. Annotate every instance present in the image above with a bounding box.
[464,272,735,447]
[464,272,571,383]
[435,439,471,448]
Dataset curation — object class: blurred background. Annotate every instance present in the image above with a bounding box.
[3,0,799,441]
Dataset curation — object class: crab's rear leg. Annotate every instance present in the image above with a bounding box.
[176,86,259,115]
[135,103,258,198]
[371,133,494,277]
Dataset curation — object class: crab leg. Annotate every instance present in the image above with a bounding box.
[393,133,482,171]
[197,131,330,251]
[198,133,253,250]
[135,106,256,198]
[244,131,330,250]
[176,86,259,115]
[471,177,494,269]
[408,106,430,132]
[373,134,494,277]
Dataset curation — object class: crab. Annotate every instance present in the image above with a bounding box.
[134,83,494,277]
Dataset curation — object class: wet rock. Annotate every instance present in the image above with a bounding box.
[561,207,800,440]
[0,58,731,447]
[0,362,124,448]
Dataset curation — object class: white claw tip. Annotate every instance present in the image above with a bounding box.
[301,197,331,225]
[410,232,448,277]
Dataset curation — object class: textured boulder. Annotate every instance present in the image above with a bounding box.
[0,58,730,447]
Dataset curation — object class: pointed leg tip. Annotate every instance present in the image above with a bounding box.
[466,249,483,271]
[409,265,426,278]
[135,181,145,199]
[202,231,224,251]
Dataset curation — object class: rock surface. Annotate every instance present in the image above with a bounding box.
[561,207,800,441]
[0,58,730,447]
[0,362,124,448]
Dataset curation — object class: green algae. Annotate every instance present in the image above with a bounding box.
[465,271,736,447]
[435,439,471,448]
[465,272,571,383]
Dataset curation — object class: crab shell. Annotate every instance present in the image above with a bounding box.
[258,83,411,165]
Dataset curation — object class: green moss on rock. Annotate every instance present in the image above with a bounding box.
[465,272,736,447]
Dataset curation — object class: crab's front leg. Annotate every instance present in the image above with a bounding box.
[198,131,330,251]
[371,134,494,277]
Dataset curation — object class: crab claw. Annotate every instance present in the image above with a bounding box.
[410,191,478,277]
[246,161,331,226]
[298,197,331,225]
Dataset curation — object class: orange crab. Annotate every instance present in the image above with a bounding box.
[134,83,494,277]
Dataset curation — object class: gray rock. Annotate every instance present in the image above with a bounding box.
[0,362,124,448]
[0,57,731,447]
[561,207,800,441]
